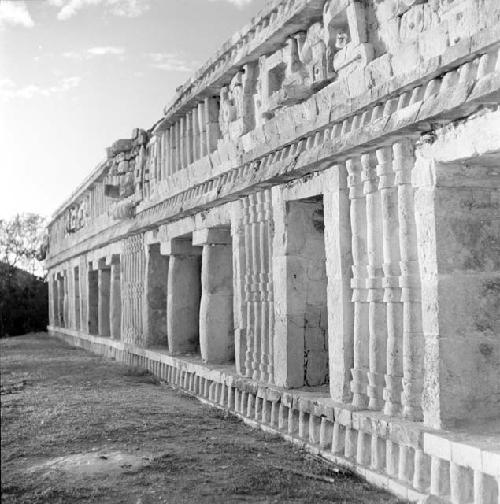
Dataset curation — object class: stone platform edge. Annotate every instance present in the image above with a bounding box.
[48,326,500,504]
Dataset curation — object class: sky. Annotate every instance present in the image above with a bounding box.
[0,0,267,221]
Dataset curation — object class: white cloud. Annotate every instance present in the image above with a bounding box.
[61,50,83,59]
[48,0,149,20]
[0,76,81,101]
[0,1,34,29]
[209,0,254,7]
[62,46,125,60]
[87,46,125,56]
[147,53,199,73]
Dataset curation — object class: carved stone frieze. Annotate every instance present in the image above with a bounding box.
[258,0,374,120]
[219,63,258,143]
[66,195,89,234]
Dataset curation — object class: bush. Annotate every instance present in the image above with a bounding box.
[0,263,48,337]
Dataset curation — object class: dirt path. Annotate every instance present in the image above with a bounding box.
[1,334,405,504]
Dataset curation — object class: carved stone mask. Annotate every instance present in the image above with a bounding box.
[335,30,349,50]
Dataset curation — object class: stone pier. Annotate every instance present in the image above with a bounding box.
[164,238,201,354]
[193,227,234,364]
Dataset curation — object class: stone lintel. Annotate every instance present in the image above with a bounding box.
[109,253,121,265]
[97,257,111,269]
[192,227,231,246]
[160,238,202,256]
[103,254,119,267]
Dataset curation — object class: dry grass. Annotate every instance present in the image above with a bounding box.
[1,334,407,504]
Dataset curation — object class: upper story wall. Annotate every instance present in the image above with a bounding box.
[46,0,500,262]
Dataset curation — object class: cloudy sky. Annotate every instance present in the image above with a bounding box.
[0,0,267,220]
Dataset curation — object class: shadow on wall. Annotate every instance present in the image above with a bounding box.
[0,262,48,337]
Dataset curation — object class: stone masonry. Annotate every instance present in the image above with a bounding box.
[45,1,500,502]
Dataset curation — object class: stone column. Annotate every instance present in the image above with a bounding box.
[98,263,111,337]
[169,126,175,175]
[179,116,186,170]
[362,152,386,411]
[394,140,424,421]
[347,158,370,408]
[110,257,121,340]
[256,191,269,383]
[265,189,274,383]
[205,97,220,154]
[324,164,354,402]
[165,239,202,354]
[231,201,247,375]
[198,102,207,157]
[154,134,161,183]
[377,146,404,416]
[163,130,170,179]
[193,228,233,364]
[175,120,181,172]
[150,136,158,183]
[186,111,194,166]
[192,108,200,161]
[249,193,261,381]
[242,197,254,377]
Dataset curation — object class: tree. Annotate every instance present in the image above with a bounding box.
[0,214,49,337]
[0,213,47,277]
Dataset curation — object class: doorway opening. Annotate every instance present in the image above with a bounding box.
[74,266,80,330]
[287,196,329,387]
[88,269,98,335]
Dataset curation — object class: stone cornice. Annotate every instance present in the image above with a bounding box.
[46,27,500,269]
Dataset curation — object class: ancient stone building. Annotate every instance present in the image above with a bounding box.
[46,0,500,501]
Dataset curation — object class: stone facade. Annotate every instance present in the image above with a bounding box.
[46,1,500,502]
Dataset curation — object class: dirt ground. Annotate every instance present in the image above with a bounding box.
[1,334,405,504]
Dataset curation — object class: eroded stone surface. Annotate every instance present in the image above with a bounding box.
[29,451,151,478]
[45,1,500,502]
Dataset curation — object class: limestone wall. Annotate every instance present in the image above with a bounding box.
[45,2,500,497]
